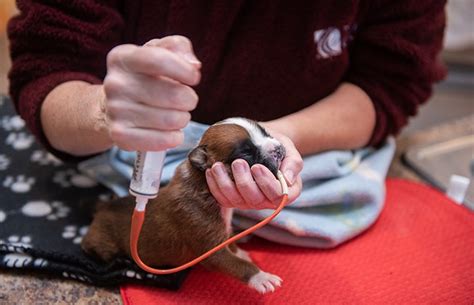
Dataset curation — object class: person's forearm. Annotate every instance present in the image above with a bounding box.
[263,83,376,156]
[41,81,113,156]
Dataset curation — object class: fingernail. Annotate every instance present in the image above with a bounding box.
[284,170,295,185]
[232,161,246,174]
[252,165,264,177]
[213,163,226,177]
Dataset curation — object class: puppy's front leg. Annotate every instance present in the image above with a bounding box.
[228,242,252,262]
[201,247,282,293]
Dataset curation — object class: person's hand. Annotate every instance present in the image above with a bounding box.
[205,127,303,209]
[102,36,201,151]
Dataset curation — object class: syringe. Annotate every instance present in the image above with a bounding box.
[129,151,166,211]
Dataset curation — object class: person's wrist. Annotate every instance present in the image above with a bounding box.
[259,119,293,140]
[40,81,115,156]
[260,119,298,148]
[90,84,114,149]
[93,85,110,134]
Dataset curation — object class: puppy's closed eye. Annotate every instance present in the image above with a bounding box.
[228,139,260,166]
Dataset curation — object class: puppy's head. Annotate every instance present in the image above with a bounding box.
[188,118,286,177]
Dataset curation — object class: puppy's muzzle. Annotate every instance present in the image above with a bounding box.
[262,144,286,177]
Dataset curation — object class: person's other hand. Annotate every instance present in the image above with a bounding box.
[205,127,303,209]
[103,36,201,151]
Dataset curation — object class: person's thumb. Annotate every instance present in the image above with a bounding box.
[278,137,303,186]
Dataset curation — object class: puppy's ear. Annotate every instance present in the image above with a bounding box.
[188,145,209,171]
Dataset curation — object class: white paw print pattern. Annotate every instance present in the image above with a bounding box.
[0,235,47,268]
[145,273,158,280]
[53,169,97,188]
[21,200,70,221]
[2,235,32,250]
[62,271,91,283]
[30,150,62,166]
[0,154,10,170]
[62,225,88,244]
[3,175,35,193]
[1,115,25,131]
[98,192,115,202]
[5,132,34,150]
[124,269,144,280]
[3,252,32,268]
[0,201,70,223]
[32,257,48,268]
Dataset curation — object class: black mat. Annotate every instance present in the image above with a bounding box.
[0,95,187,289]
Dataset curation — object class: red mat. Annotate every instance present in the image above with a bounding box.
[121,179,474,305]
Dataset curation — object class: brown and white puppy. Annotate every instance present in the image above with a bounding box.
[81,118,286,293]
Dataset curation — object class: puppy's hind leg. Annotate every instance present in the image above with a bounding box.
[81,223,121,262]
[201,247,282,294]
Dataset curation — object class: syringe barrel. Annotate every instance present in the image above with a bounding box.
[129,151,166,199]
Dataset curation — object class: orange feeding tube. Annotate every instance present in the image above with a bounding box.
[129,170,289,274]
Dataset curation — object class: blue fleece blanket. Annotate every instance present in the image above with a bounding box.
[79,121,395,248]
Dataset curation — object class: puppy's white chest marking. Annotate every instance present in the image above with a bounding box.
[220,207,234,235]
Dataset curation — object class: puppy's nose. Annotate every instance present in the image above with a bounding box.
[255,144,285,178]
[274,145,285,160]
[269,144,286,167]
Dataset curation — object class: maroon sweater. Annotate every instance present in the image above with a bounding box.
[8,0,446,161]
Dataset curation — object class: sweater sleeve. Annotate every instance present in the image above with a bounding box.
[345,0,447,146]
[7,0,124,162]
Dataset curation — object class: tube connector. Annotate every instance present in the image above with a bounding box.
[277,171,289,195]
[135,196,149,212]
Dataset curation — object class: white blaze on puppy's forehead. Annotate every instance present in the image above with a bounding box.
[216,118,281,150]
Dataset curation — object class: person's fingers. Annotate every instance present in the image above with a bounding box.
[143,39,162,47]
[108,123,184,151]
[106,99,190,131]
[103,37,202,153]
[231,159,266,208]
[104,73,198,112]
[251,164,282,207]
[205,169,233,208]
[107,44,200,86]
[144,36,201,68]
[277,135,303,186]
[211,163,248,209]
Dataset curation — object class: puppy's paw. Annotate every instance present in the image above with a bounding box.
[235,248,252,262]
[248,271,282,294]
